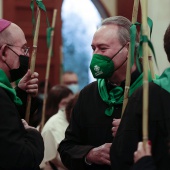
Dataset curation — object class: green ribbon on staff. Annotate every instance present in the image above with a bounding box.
[30,0,50,33]
[30,0,54,56]
[129,17,157,72]
[130,22,140,67]
[46,27,54,57]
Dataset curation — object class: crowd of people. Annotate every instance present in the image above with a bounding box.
[0,12,170,170]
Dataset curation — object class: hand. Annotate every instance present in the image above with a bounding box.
[112,118,121,137]
[21,119,37,131]
[134,141,152,163]
[86,143,112,165]
[18,69,39,97]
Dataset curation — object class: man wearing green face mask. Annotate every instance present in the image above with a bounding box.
[58,16,143,170]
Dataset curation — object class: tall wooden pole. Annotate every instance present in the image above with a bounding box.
[140,0,149,146]
[25,7,41,123]
[39,9,57,132]
[121,0,140,116]
[148,32,155,79]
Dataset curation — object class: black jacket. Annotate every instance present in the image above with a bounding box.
[111,82,170,170]
[0,87,44,170]
[58,81,122,170]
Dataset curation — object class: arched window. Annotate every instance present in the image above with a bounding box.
[61,0,109,89]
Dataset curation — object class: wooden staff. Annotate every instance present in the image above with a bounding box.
[148,31,155,79]
[146,2,155,79]
[148,48,155,79]
[25,7,41,123]
[121,0,140,116]
[140,0,149,146]
[39,9,57,132]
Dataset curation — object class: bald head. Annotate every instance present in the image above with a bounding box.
[0,20,27,80]
[0,22,26,46]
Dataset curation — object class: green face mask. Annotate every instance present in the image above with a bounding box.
[90,54,114,78]
[90,43,127,79]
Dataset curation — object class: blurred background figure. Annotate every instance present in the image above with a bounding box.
[61,71,79,94]
[38,81,51,100]
[44,85,73,123]
[40,86,78,170]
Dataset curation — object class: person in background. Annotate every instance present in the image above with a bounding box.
[110,23,170,170]
[0,19,44,170]
[30,81,52,128]
[44,85,73,123]
[58,16,142,170]
[38,81,51,100]
[61,71,79,94]
[40,85,74,170]
[65,92,79,123]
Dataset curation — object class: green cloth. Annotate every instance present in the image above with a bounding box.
[0,69,22,105]
[98,72,156,116]
[153,67,170,93]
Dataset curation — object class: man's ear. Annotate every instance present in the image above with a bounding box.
[124,42,130,58]
[0,45,7,60]
[126,42,130,50]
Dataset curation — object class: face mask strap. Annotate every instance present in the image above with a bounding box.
[110,43,127,61]
[7,46,19,57]
[5,61,11,70]
[114,57,127,72]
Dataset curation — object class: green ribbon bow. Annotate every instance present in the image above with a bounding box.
[98,71,157,116]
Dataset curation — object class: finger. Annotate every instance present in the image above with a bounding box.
[113,131,116,137]
[113,119,121,126]
[103,152,110,160]
[31,72,39,78]
[26,89,38,96]
[145,141,152,155]
[21,119,28,126]
[137,142,144,151]
[112,127,118,135]
[105,143,112,148]
[26,77,39,85]
[26,84,38,90]
[103,158,111,165]
[133,151,138,162]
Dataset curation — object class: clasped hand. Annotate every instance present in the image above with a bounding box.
[18,69,39,97]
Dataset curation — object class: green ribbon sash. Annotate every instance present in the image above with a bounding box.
[153,67,170,93]
[0,69,22,106]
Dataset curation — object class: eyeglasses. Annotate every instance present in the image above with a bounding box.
[6,44,30,56]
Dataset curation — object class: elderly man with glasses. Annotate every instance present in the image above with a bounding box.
[0,19,44,170]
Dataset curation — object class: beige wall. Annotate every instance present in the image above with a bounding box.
[148,0,170,74]
[0,0,2,18]
[100,0,117,16]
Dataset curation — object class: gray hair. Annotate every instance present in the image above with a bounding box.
[101,16,132,45]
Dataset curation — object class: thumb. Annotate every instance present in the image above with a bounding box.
[22,69,31,81]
